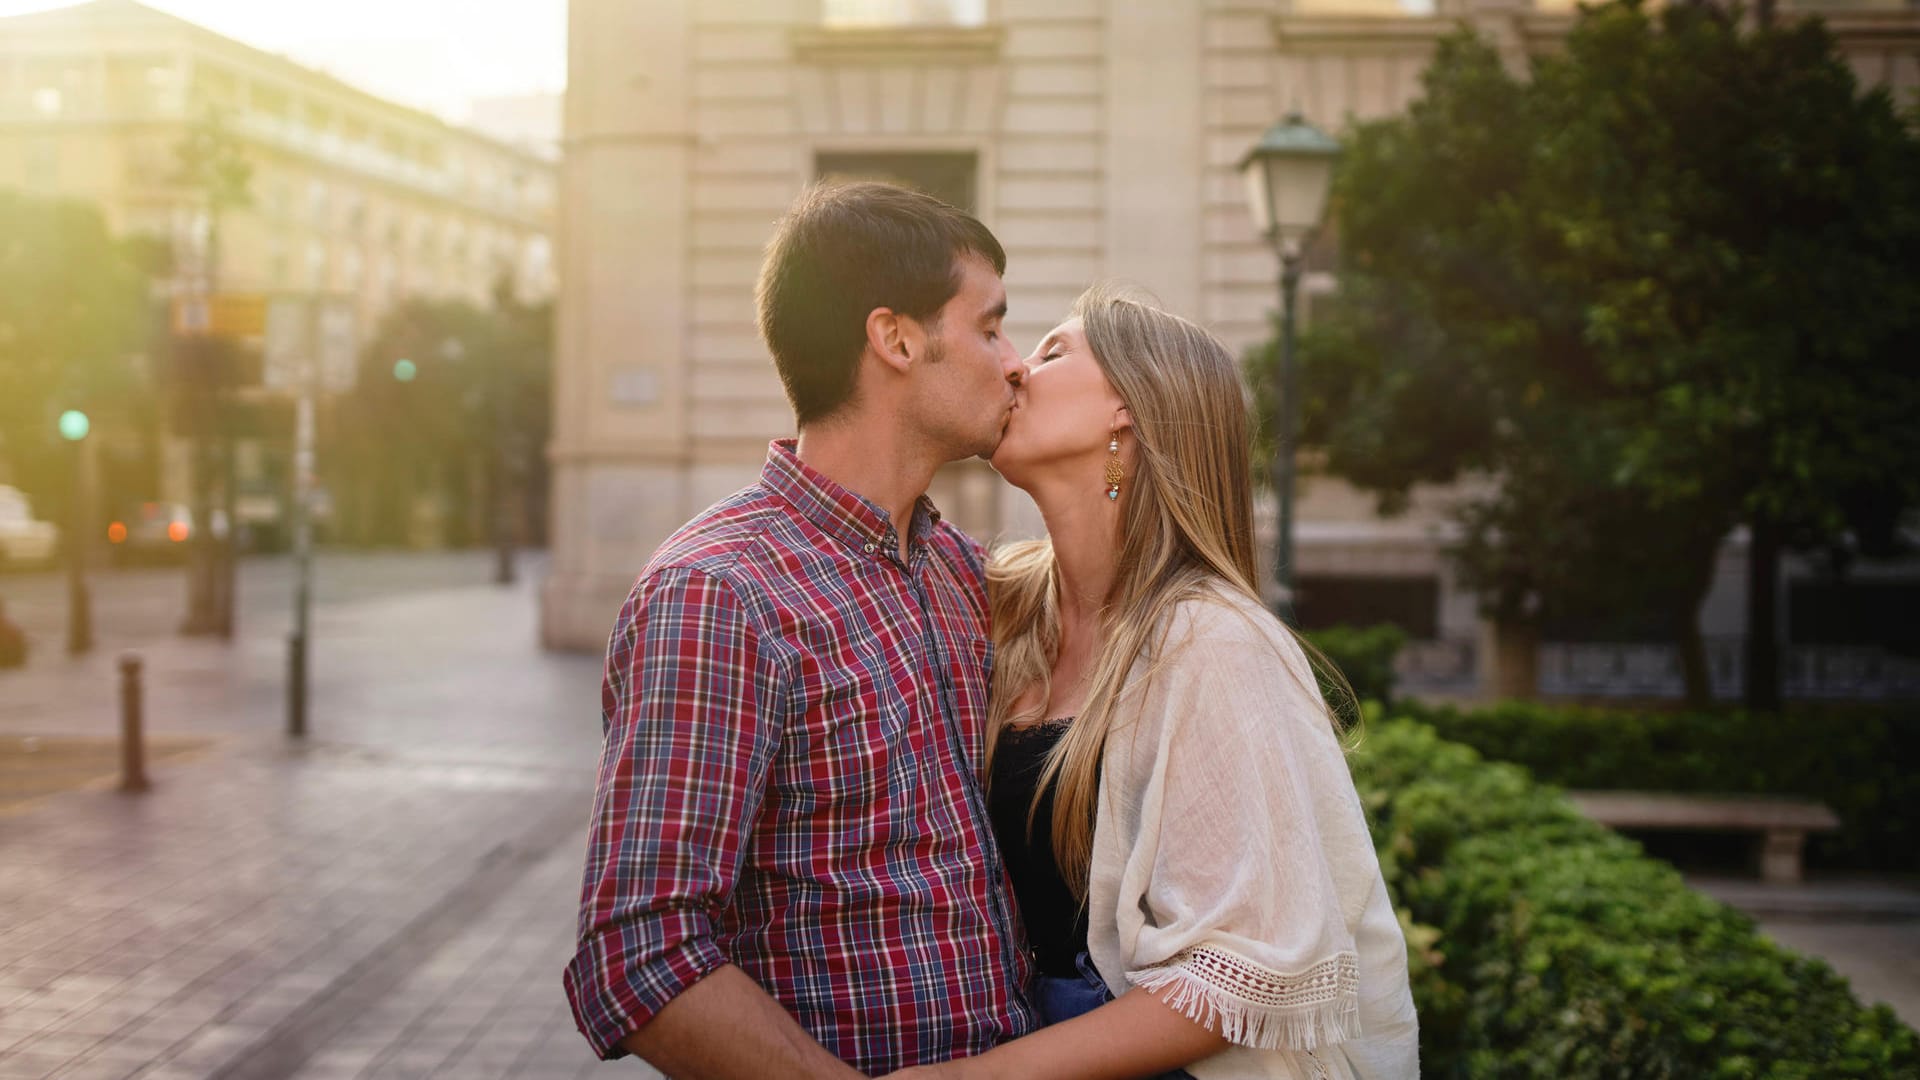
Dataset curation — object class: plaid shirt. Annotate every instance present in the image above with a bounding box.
[564,440,1036,1072]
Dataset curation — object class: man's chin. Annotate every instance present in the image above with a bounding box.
[972,417,1012,462]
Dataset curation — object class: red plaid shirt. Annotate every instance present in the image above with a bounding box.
[564,440,1036,1071]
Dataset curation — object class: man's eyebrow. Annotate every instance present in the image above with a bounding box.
[982,300,1007,322]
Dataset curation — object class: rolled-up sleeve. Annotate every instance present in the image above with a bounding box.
[563,567,786,1059]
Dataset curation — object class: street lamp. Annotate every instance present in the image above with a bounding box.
[58,409,93,655]
[1240,112,1339,622]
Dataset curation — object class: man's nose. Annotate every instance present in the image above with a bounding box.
[1002,348,1027,386]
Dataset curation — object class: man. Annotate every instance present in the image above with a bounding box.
[564,182,1035,1077]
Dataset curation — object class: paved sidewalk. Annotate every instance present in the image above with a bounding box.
[0,560,657,1079]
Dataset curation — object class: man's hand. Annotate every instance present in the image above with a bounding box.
[620,965,863,1080]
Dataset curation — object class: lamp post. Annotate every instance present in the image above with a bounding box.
[1240,112,1339,623]
[58,409,93,655]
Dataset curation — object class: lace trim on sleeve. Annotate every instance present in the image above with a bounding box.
[1129,946,1361,1052]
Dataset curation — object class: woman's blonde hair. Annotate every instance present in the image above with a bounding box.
[987,282,1347,899]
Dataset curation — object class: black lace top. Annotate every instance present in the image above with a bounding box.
[987,718,1088,979]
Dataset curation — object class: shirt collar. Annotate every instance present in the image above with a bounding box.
[762,438,944,560]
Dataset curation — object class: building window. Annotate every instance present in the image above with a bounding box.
[816,151,979,213]
[522,235,552,286]
[306,242,327,288]
[107,56,174,114]
[192,64,240,110]
[308,180,329,226]
[251,83,290,131]
[31,87,62,116]
[822,0,988,26]
[263,177,290,218]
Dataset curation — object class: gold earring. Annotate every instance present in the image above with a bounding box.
[1105,433,1123,501]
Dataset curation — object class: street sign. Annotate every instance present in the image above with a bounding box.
[172,293,268,339]
[263,297,359,394]
[168,335,260,389]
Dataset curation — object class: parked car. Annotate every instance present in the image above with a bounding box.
[106,502,228,565]
[0,486,60,569]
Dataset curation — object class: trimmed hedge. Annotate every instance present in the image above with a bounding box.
[1306,623,1408,707]
[1396,699,1920,871]
[1353,719,1920,1077]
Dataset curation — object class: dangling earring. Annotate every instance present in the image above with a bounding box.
[1105,432,1123,501]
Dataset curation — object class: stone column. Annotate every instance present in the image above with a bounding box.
[1102,1,1204,314]
[541,0,696,650]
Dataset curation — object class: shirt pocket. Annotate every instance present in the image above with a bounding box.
[773,642,919,813]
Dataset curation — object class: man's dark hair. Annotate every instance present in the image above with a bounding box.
[756,181,1006,426]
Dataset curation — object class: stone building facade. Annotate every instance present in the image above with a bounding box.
[547,0,1919,697]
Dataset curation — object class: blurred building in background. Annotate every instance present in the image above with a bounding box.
[551,0,1917,695]
[465,92,563,162]
[0,0,558,536]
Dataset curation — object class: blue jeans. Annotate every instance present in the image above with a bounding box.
[1034,952,1199,1080]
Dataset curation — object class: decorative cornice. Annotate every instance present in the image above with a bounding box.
[789,24,1006,66]
[1272,14,1459,52]
[1276,9,1920,55]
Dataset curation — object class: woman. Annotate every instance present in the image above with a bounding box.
[901,285,1418,1079]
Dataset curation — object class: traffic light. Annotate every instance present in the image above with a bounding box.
[58,410,90,441]
[393,359,418,382]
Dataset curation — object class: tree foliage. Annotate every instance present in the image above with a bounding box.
[1282,2,1920,693]
[0,190,153,520]
[328,284,552,546]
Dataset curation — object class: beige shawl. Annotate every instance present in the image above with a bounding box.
[1085,584,1420,1079]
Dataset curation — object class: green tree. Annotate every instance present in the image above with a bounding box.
[1273,2,1920,706]
[0,191,153,526]
[330,285,551,548]
[171,107,254,635]
[171,107,253,287]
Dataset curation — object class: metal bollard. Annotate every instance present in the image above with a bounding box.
[119,653,149,793]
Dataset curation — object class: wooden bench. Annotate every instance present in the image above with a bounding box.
[1567,791,1841,884]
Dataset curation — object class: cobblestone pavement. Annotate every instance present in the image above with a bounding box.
[4,554,1912,1075]
[0,555,660,1079]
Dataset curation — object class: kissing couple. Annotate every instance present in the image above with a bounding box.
[564,181,1419,1079]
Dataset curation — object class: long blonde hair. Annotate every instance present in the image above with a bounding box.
[987,283,1343,899]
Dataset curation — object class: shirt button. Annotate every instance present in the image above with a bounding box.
[863,543,877,554]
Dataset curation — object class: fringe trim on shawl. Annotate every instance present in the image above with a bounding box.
[1129,947,1362,1053]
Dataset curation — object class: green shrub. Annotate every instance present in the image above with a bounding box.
[1305,622,1408,707]
[1395,699,1920,871]
[1354,719,1920,1077]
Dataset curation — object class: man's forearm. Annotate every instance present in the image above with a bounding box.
[619,963,863,1080]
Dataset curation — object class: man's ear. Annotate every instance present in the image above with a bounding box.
[865,307,914,375]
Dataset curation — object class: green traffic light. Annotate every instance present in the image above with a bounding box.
[393,359,418,383]
[58,410,90,441]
